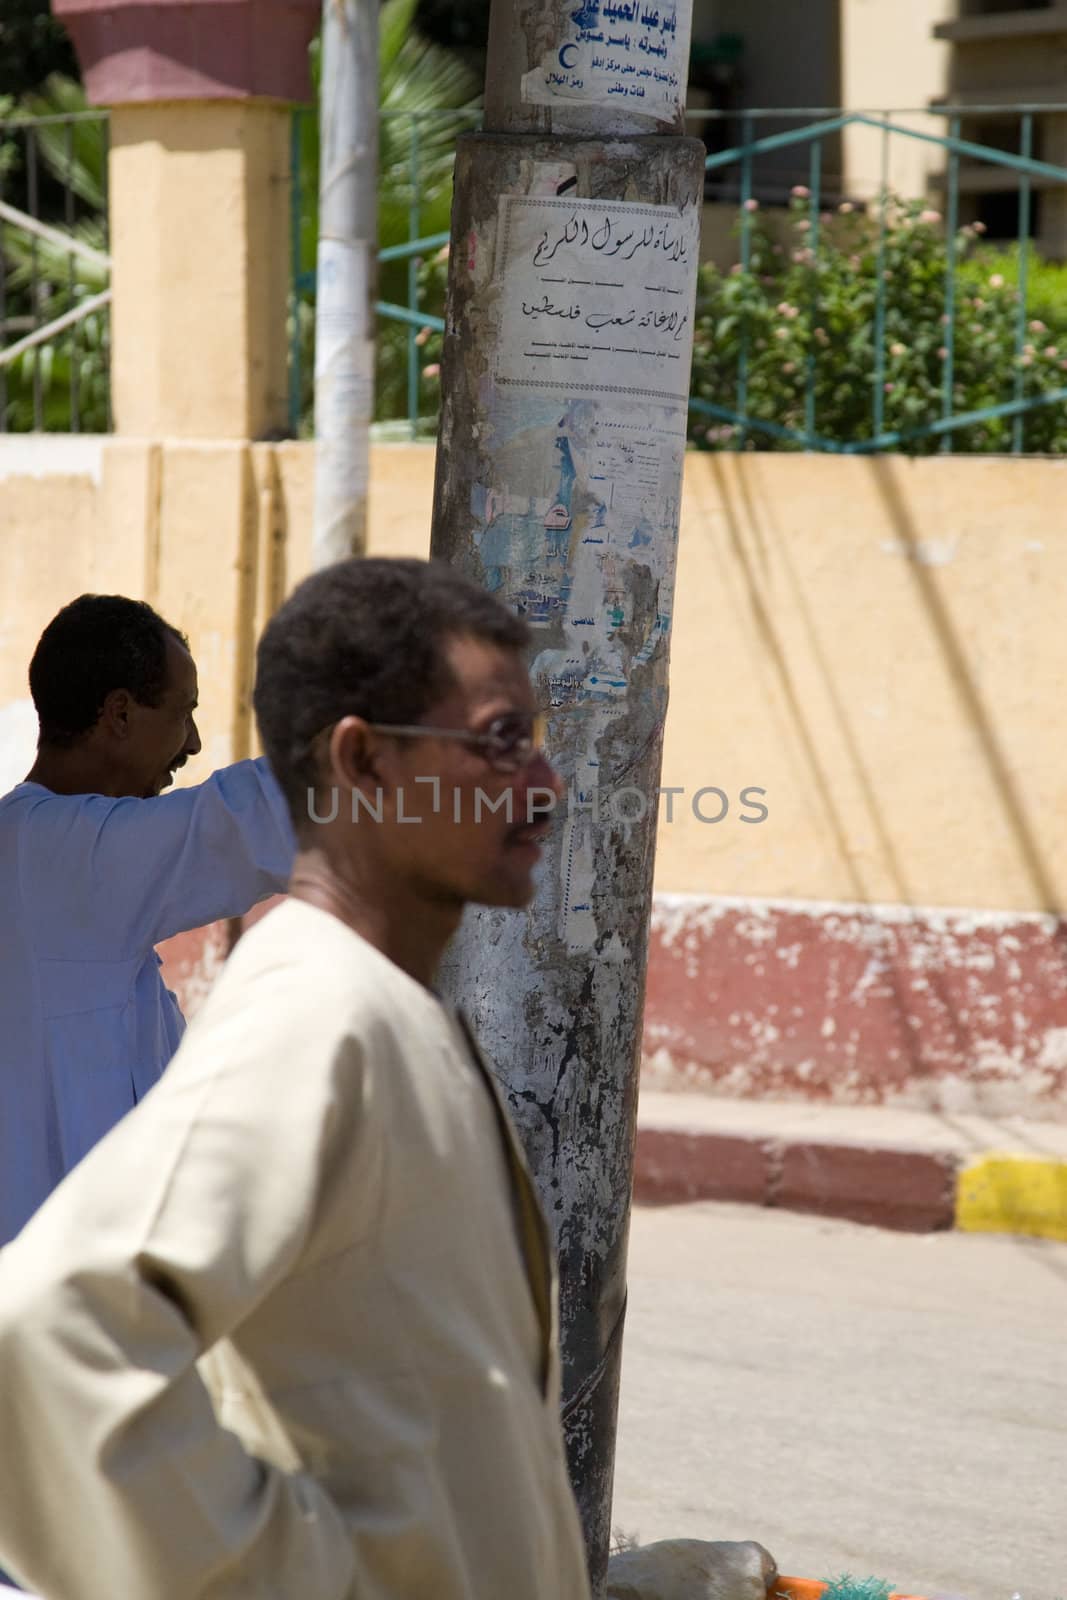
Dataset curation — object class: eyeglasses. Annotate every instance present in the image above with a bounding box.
[366,711,548,774]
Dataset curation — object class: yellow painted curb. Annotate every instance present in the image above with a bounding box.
[955,1152,1067,1242]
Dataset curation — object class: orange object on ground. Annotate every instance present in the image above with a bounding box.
[775,1581,828,1600]
[776,1581,929,1600]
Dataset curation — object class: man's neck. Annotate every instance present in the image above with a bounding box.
[25,746,121,798]
[288,845,462,990]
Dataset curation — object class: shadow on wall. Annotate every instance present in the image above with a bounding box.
[642,452,1067,1121]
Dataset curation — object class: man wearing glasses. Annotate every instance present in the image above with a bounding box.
[0,559,589,1600]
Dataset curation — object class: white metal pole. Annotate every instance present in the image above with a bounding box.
[312,0,378,568]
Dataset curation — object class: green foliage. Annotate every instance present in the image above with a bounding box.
[0,96,15,184]
[1,75,110,431]
[959,240,1067,335]
[690,194,1067,455]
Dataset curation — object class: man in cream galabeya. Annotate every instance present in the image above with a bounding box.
[0,558,590,1600]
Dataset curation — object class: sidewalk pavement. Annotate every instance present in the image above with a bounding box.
[634,1090,1067,1238]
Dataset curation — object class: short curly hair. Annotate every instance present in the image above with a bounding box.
[254,558,529,822]
[30,595,189,749]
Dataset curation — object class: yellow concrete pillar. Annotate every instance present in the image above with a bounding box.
[108,102,290,439]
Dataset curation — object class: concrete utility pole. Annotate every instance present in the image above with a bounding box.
[429,1,702,1591]
[313,0,378,567]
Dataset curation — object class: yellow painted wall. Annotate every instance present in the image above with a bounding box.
[661,452,1067,912]
[3,441,1066,915]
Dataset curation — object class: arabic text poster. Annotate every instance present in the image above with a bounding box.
[521,0,690,118]
[493,195,699,404]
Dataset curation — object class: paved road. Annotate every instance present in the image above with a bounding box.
[612,1202,1067,1600]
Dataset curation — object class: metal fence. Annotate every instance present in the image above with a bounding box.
[688,105,1067,454]
[0,107,111,432]
[5,100,1067,453]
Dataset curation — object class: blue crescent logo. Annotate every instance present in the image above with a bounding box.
[559,42,580,68]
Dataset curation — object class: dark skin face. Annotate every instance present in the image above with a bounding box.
[27,636,203,800]
[289,634,565,988]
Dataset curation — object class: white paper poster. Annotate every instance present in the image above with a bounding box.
[521,0,690,120]
[493,195,699,404]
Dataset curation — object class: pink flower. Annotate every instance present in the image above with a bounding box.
[774,327,789,339]
[940,313,951,325]
[1030,319,1047,333]
[884,382,895,393]
[796,219,811,233]
[434,244,450,263]
[838,201,854,215]
[782,361,796,374]
[422,363,441,379]
[743,198,760,213]
[918,209,942,225]
[890,342,906,357]
[791,184,810,199]
[1046,345,1059,358]
[415,326,431,347]
[973,220,987,235]
[989,273,1005,289]
[938,346,949,359]
[1020,353,1034,367]
[730,262,744,275]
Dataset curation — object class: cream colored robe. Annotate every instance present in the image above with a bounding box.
[0,899,591,1600]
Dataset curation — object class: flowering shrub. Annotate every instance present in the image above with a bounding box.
[689,193,1067,454]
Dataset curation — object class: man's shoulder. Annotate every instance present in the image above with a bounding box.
[205,898,435,1035]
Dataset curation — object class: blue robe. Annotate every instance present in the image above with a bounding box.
[0,758,294,1246]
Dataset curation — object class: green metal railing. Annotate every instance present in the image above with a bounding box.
[690,105,1067,453]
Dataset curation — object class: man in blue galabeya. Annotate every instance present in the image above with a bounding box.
[0,594,294,1246]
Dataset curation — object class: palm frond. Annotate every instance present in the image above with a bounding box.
[18,75,106,210]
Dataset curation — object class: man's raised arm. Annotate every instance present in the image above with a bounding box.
[19,757,296,956]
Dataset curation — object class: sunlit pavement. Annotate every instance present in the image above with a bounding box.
[613,1201,1067,1600]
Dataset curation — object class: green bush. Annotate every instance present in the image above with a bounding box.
[689,193,1067,454]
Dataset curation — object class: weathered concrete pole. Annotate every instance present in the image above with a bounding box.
[429,2,702,1591]
[313,0,378,566]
